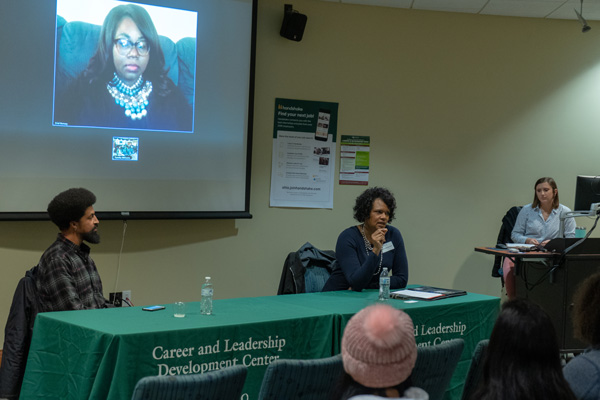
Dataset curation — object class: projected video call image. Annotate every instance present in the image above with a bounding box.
[53,0,197,133]
[1,0,254,216]
[112,136,139,160]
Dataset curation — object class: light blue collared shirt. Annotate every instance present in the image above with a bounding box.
[511,203,575,244]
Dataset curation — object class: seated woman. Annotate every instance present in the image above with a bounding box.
[322,187,408,292]
[503,177,575,299]
[331,304,427,400]
[471,299,576,400]
[563,272,600,400]
[54,4,192,131]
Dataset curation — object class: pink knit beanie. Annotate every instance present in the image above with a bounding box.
[341,304,417,388]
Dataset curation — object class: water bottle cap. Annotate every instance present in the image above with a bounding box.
[205,276,211,280]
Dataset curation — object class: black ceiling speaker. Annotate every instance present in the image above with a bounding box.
[280,4,307,42]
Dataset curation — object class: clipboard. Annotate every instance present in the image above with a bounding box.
[391,286,467,301]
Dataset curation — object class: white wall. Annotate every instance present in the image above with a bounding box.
[2,0,600,346]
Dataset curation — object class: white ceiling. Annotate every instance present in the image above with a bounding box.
[319,0,600,22]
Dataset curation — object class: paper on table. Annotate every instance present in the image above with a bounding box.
[506,243,535,249]
[391,289,444,300]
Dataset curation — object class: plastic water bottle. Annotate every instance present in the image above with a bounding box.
[201,277,213,315]
[379,267,390,301]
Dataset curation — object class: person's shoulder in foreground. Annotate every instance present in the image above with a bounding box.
[563,350,600,400]
[348,389,428,400]
[563,272,600,400]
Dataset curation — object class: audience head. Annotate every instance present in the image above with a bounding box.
[47,188,97,231]
[532,177,559,209]
[353,187,396,223]
[572,272,600,346]
[342,304,416,388]
[473,298,576,400]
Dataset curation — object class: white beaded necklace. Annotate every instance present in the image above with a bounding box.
[360,224,383,276]
[107,73,153,121]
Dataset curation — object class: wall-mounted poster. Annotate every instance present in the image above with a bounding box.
[270,98,338,208]
[339,135,370,185]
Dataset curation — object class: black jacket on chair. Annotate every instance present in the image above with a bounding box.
[492,206,522,277]
[278,242,336,294]
[0,266,39,399]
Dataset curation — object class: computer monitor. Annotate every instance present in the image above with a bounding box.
[574,175,600,211]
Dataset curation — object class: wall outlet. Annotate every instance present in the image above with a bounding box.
[109,292,122,307]
[122,290,132,307]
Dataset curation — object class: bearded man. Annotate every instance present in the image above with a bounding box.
[36,188,110,311]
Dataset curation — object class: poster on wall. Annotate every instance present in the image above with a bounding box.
[269,98,338,208]
[339,135,370,185]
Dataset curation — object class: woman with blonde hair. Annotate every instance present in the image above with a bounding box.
[503,177,575,299]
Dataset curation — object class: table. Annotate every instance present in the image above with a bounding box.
[474,246,555,260]
[20,289,499,400]
[474,245,554,285]
[476,241,600,351]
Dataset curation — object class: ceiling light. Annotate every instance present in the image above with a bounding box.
[575,0,591,33]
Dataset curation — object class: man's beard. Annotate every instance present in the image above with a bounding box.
[82,229,101,244]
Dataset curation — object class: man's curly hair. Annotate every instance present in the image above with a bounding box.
[572,272,600,346]
[353,187,396,223]
[47,188,96,230]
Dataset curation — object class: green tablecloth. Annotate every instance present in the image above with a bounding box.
[20,289,499,400]
[274,290,499,400]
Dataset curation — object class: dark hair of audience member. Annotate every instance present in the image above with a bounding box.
[572,272,600,346]
[471,298,576,400]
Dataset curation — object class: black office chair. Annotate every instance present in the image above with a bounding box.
[492,206,522,278]
[411,339,465,400]
[0,266,39,400]
[257,355,343,400]
[131,365,247,400]
[460,339,489,400]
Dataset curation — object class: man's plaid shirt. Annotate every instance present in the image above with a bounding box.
[36,234,108,312]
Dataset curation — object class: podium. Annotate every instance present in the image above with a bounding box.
[476,239,600,352]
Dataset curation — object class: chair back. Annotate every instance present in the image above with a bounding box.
[304,265,332,293]
[460,339,489,400]
[278,242,336,294]
[492,206,522,277]
[0,266,39,400]
[131,365,247,400]
[411,339,464,400]
[257,355,343,400]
